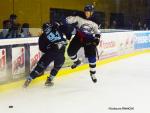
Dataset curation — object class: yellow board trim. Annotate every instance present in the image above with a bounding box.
[1,50,150,92]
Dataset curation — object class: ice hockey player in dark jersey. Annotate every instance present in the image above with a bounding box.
[23,22,67,87]
[65,4,101,83]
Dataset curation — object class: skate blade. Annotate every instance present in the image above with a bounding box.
[92,79,97,83]
[45,82,54,87]
[23,80,31,88]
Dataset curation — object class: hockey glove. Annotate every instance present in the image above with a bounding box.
[92,34,101,46]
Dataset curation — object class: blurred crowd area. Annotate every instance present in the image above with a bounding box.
[0,14,35,39]
[0,12,149,39]
[105,20,149,31]
[1,0,150,39]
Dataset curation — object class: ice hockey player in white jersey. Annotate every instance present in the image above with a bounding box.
[65,4,101,83]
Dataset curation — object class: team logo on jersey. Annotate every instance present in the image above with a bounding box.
[80,24,94,34]
[47,31,61,42]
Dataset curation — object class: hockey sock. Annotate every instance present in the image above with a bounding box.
[88,56,96,75]
[30,62,46,79]
[70,54,79,63]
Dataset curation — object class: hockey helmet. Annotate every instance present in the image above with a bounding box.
[42,23,52,32]
[84,4,94,12]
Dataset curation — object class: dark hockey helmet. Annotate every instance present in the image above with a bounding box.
[42,22,52,32]
[52,21,61,30]
[84,4,94,12]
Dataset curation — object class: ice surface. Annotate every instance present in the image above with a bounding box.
[0,53,150,113]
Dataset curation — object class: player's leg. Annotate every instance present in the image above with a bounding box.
[67,36,82,69]
[23,52,54,87]
[84,45,97,83]
[88,56,97,83]
[45,47,66,86]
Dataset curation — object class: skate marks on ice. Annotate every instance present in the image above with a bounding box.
[0,53,150,113]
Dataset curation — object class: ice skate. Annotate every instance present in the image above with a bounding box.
[45,77,54,86]
[23,78,32,88]
[71,60,81,69]
[90,73,97,83]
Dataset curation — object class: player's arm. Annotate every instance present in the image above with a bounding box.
[92,24,101,46]
[66,16,79,24]
[38,33,49,53]
[58,16,78,40]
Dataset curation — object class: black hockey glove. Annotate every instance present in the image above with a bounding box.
[46,41,67,51]
[92,34,101,46]
[85,34,101,46]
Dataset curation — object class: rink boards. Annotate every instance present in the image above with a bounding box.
[0,31,150,86]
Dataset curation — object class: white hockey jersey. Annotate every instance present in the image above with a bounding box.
[66,16,101,36]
